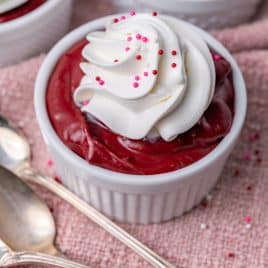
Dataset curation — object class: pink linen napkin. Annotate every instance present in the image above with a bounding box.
[0,20,268,268]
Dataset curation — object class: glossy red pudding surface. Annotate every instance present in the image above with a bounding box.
[47,39,235,175]
[0,0,46,23]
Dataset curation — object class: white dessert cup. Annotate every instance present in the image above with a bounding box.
[34,15,247,224]
[0,0,73,67]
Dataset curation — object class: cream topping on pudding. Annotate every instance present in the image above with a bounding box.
[0,0,28,14]
[74,14,216,141]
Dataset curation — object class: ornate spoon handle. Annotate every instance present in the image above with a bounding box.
[20,167,178,268]
[0,251,89,268]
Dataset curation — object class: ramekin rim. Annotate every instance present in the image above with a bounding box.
[34,14,247,187]
[0,0,66,33]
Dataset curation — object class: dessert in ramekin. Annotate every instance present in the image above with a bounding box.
[35,13,247,224]
[0,0,73,67]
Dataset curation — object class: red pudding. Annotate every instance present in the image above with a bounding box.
[0,0,46,23]
[46,39,235,175]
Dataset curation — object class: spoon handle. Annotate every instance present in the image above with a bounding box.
[1,251,89,268]
[21,169,178,268]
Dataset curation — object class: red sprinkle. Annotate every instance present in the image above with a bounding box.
[228,252,235,258]
[201,200,208,208]
[256,157,262,163]
[171,50,177,56]
[171,63,177,68]
[142,36,149,43]
[114,59,119,62]
[152,70,158,75]
[113,18,119,23]
[254,150,260,155]
[136,54,142,60]
[234,169,240,177]
[246,185,253,191]
[54,177,62,184]
[158,49,164,55]
[133,82,139,88]
[152,11,158,16]
[95,76,101,81]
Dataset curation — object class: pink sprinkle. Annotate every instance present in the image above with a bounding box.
[243,152,251,161]
[114,59,119,62]
[125,47,130,52]
[213,54,221,61]
[99,80,105,86]
[133,82,139,88]
[130,10,136,16]
[142,36,149,43]
[127,36,133,42]
[120,15,126,20]
[248,133,260,142]
[47,159,53,167]
[136,33,142,40]
[82,100,89,106]
[144,71,148,77]
[135,75,140,81]
[244,216,252,223]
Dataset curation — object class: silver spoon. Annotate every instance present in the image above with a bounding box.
[0,115,177,268]
[0,165,89,268]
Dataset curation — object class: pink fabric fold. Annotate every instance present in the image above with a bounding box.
[0,17,267,268]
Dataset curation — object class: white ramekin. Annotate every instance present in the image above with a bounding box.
[0,0,73,67]
[111,0,262,29]
[34,15,247,224]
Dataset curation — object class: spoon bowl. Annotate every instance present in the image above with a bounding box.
[0,116,30,171]
[0,166,56,255]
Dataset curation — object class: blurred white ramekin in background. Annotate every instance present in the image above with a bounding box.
[0,0,73,67]
[111,0,262,29]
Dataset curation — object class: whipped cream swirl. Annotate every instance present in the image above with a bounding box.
[0,0,28,14]
[74,14,216,141]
